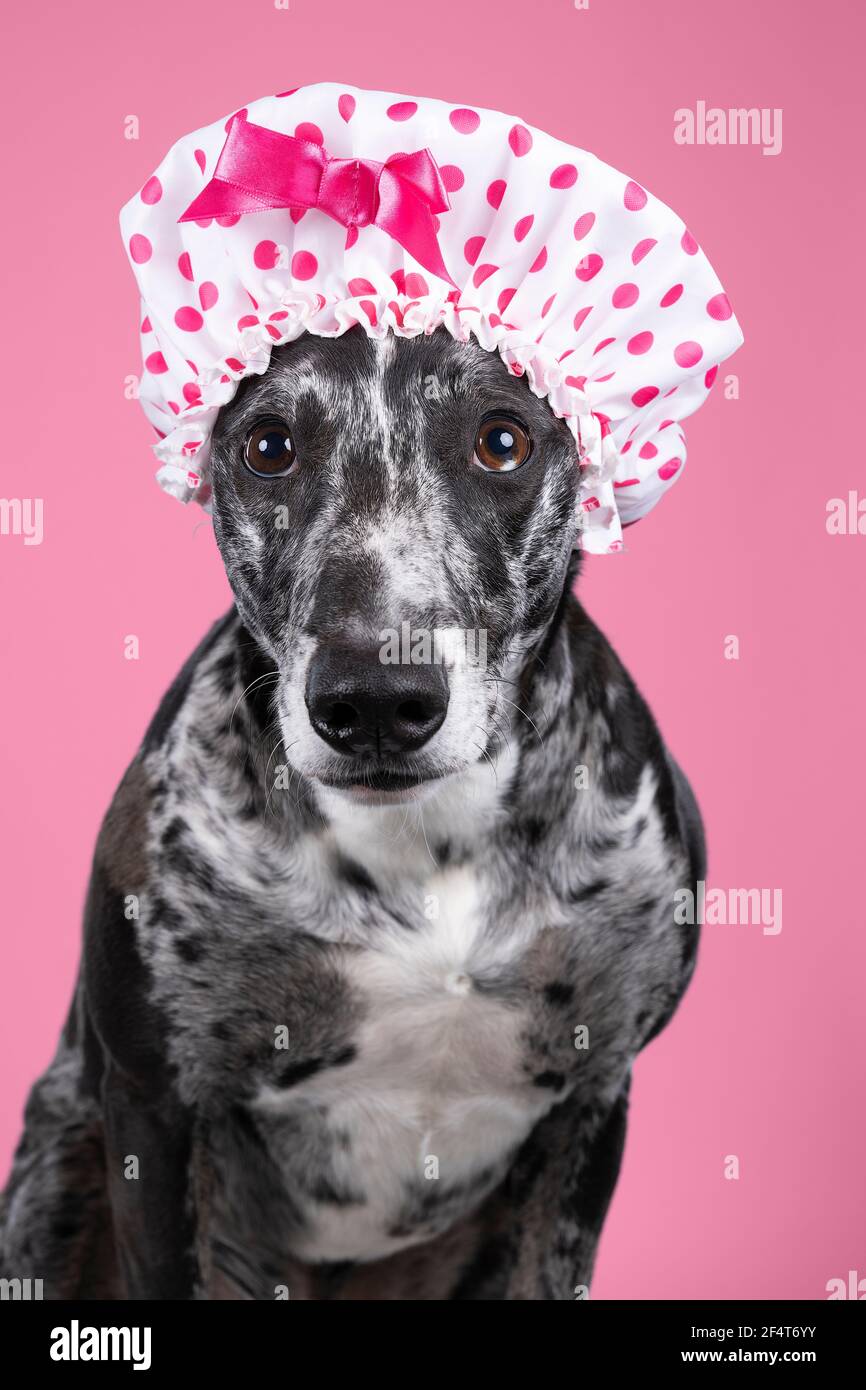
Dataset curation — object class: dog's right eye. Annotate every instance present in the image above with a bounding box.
[243,420,296,478]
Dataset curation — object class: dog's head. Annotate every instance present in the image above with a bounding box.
[209,327,580,804]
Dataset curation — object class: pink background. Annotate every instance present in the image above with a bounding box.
[2,0,864,1299]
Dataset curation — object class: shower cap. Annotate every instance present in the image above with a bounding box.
[120,82,743,553]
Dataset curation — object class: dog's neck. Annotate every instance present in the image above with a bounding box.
[313,737,522,882]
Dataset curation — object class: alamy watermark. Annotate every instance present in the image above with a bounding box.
[379,622,488,670]
[674,102,782,157]
[0,1277,43,1299]
[674,881,782,936]
[0,498,43,546]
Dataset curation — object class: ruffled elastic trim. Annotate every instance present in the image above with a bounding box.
[149,288,626,554]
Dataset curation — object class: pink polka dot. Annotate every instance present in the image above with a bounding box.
[338,94,356,122]
[573,212,596,240]
[194,149,206,174]
[594,337,616,355]
[573,306,593,332]
[514,214,534,242]
[254,240,280,270]
[141,176,162,205]
[628,331,654,354]
[674,340,703,368]
[216,214,240,228]
[276,88,298,98]
[576,253,603,282]
[487,179,506,209]
[295,122,324,144]
[440,164,464,192]
[658,458,682,480]
[199,282,219,310]
[347,278,376,296]
[404,273,429,298]
[498,287,517,313]
[614,478,640,488]
[174,306,203,331]
[360,300,378,326]
[129,234,152,264]
[624,180,647,211]
[632,385,659,408]
[182,382,202,405]
[292,250,318,280]
[631,238,656,265]
[705,365,719,389]
[345,226,358,250]
[145,351,168,374]
[464,236,485,265]
[141,316,152,333]
[681,228,699,255]
[508,124,532,156]
[387,102,417,122]
[178,252,194,282]
[450,108,480,133]
[529,247,547,273]
[473,264,498,287]
[660,284,683,308]
[550,163,578,189]
[194,219,212,229]
[612,282,639,308]
[541,294,556,318]
[290,208,307,225]
[225,357,245,372]
[707,293,732,320]
[638,441,658,459]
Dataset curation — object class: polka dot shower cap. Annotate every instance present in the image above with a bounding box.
[120,82,743,554]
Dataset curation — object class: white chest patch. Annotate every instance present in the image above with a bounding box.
[255,864,551,1264]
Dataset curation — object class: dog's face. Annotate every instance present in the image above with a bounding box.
[209,327,580,804]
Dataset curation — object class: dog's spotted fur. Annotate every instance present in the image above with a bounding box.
[0,328,704,1299]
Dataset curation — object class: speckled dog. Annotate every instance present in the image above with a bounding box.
[0,327,703,1300]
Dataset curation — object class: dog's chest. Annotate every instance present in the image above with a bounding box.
[253,863,556,1264]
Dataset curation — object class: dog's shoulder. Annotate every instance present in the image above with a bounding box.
[141,606,244,755]
[559,595,703,861]
[80,605,282,1089]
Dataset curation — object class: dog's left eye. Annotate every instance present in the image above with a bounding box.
[473,416,532,472]
[243,420,296,478]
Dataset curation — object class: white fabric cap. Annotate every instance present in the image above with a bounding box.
[120,81,743,553]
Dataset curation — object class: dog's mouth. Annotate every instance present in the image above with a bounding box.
[315,763,450,805]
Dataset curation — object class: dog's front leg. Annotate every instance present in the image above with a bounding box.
[102,1062,196,1300]
[83,808,199,1302]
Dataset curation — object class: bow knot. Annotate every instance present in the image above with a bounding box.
[179,114,455,286]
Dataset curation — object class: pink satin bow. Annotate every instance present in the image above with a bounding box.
[179,113,456,287]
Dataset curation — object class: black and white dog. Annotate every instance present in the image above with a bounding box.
[1,326,703,1300]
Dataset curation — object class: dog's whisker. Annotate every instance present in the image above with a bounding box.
[228,672,281,736]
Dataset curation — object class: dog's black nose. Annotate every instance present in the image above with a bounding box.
[306,644,449,756]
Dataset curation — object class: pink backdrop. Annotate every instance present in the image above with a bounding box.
[2,0,863,1299]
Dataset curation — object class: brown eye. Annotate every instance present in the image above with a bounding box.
[243,420,296,477]
[473,416,532,472]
